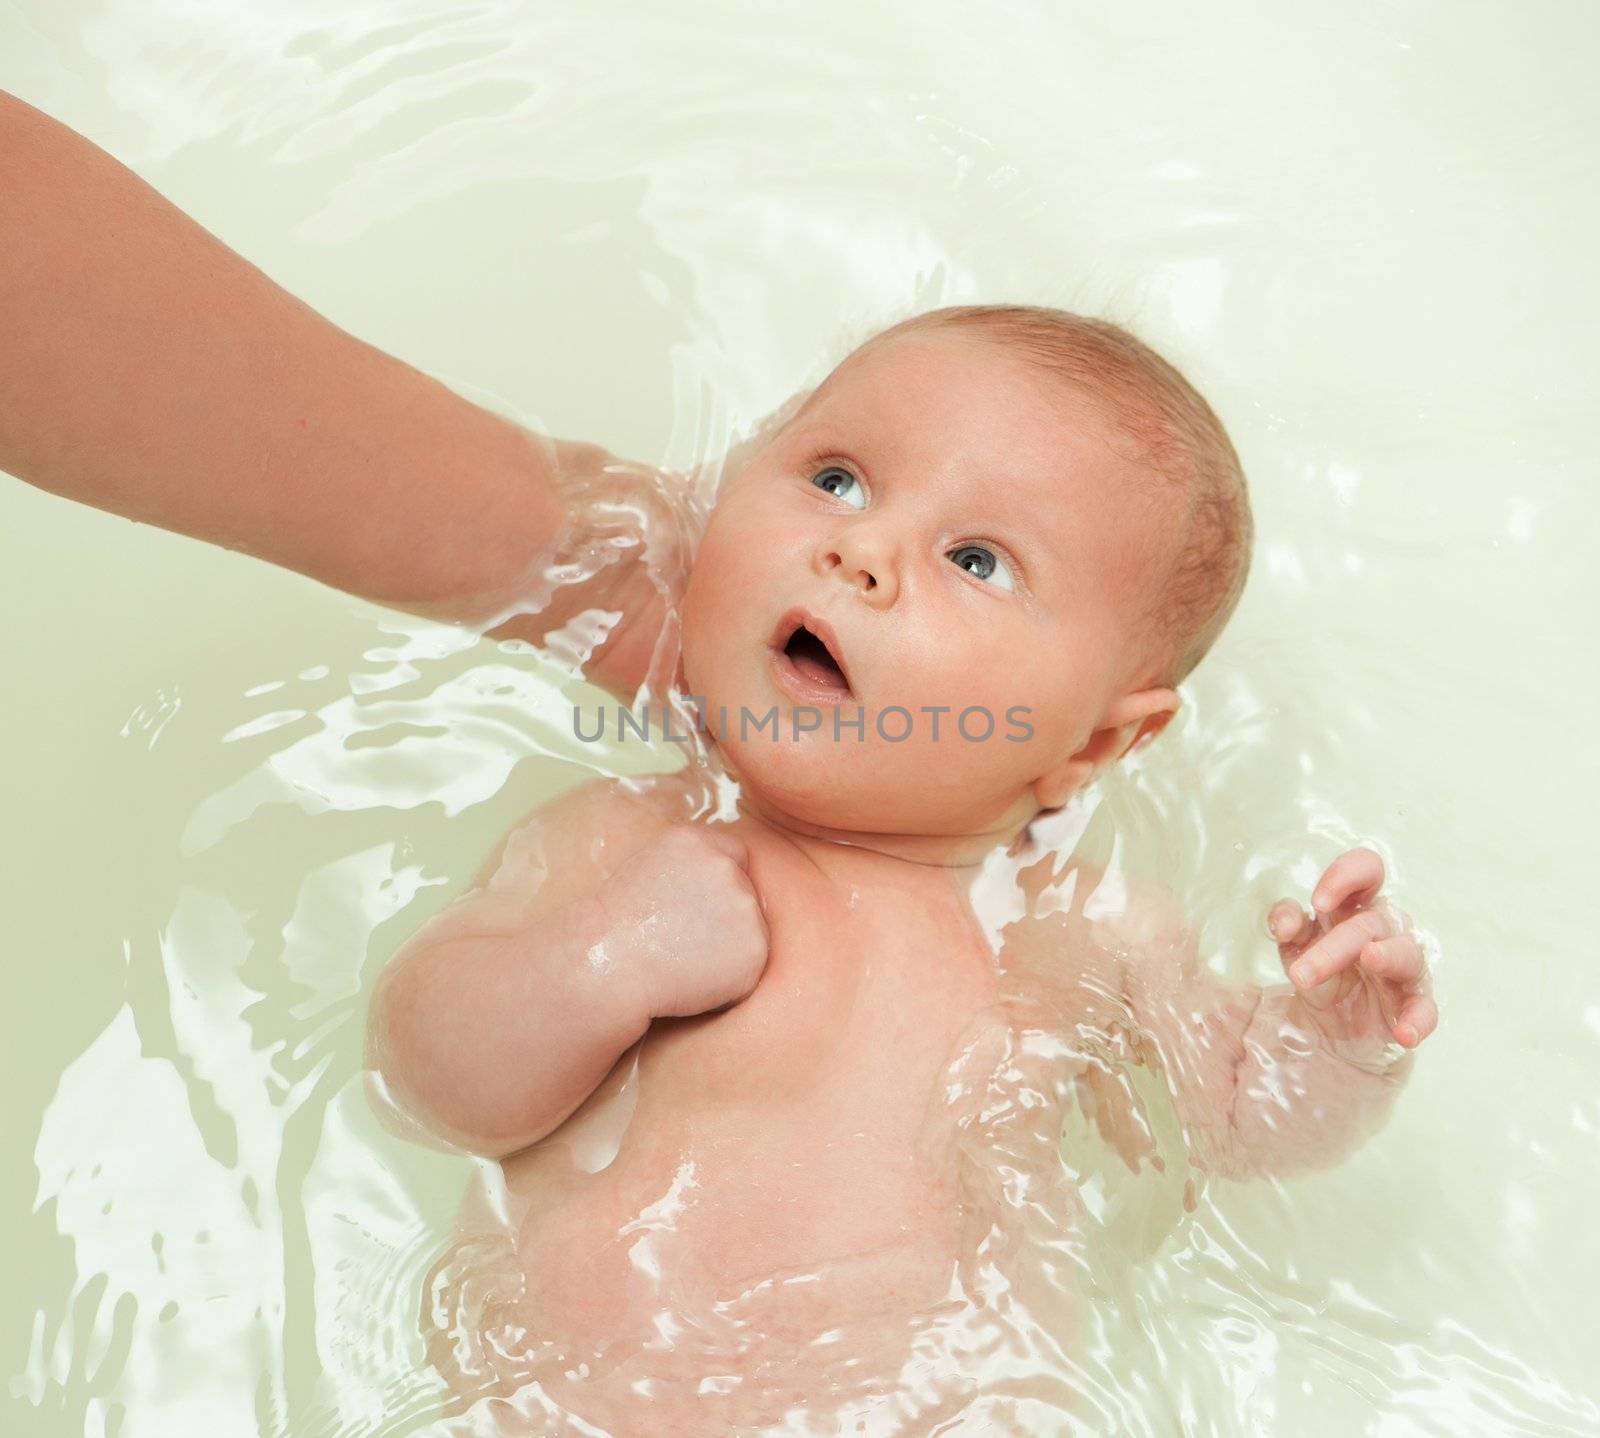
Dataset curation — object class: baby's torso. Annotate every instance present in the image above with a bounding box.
[492,813,1012,1353]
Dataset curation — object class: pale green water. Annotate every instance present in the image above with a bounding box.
[2,1,1598,1433]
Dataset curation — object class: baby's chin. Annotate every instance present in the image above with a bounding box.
[707,733,863,826]
[709,729,1015,841]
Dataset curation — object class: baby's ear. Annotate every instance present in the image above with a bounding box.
[1129,703,1178,753]
[1113,688,1181,759]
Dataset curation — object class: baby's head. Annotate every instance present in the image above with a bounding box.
[680,305,1252,852]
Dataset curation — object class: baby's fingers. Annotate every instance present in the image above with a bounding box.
[1358,934,1424,984]
[1394,993,1439,1048]
[1289,906,1396,989]
[1311,846,1385,918]
[1267,900,1315,948]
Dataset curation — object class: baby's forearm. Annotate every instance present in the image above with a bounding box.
[0,91,561,613]
[1228,987,1415,1178]
[368,895,651,1158]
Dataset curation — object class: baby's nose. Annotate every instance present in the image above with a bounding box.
[817,530,898,603]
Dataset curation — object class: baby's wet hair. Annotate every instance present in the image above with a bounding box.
[842,304,1254,690]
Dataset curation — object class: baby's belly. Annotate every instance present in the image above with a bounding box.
[500,1011,975,1355]
[520,1126,958,1357]
[425,976,1101,1433]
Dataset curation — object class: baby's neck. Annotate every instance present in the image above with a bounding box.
[733,787,1025,873]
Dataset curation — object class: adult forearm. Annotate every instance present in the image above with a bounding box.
[1228,988,1415,1179]
[368,896,651,1158]
[0,91,561,611]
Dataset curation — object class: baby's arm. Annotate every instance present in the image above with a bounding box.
[0,92,664,652]
[365,778,767,1158]
[1115,858,1424,1182]
[1121,932,1409,1183]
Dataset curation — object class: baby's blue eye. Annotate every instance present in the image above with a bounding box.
[810,465,866,511]
[948,544,1015,592]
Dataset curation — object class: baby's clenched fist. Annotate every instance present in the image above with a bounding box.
[595,824,771,1021]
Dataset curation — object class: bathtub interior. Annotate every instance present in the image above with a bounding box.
[2,0,1598,1433]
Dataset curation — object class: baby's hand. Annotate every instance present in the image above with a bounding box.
[597,825,771,1021]
[1266,847,1439,1053]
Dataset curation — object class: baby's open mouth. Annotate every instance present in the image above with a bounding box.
[771,611,854,701]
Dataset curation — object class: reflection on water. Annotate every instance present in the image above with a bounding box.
[4,0,1599,1434]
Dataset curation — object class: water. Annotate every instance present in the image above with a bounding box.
[3,1,1597,1433]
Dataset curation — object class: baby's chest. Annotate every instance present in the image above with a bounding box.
[499,865,999,1310]
[647,848,1000,1113]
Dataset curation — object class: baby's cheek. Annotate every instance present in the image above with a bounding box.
[679,569,731,687]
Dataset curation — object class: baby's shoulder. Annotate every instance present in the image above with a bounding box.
[472,770,705,904]
[1005,856,1198,994]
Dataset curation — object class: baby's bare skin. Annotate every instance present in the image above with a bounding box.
[392,786,1427,1432]
[415,773,1116,1433]
[500,789,1002,1344]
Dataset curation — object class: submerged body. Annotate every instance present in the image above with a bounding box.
[422,772,1124,1431]
[505,808,1000,1339]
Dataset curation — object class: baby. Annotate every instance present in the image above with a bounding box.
[0,93,1437,1436]
[362,310,1440,1430]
